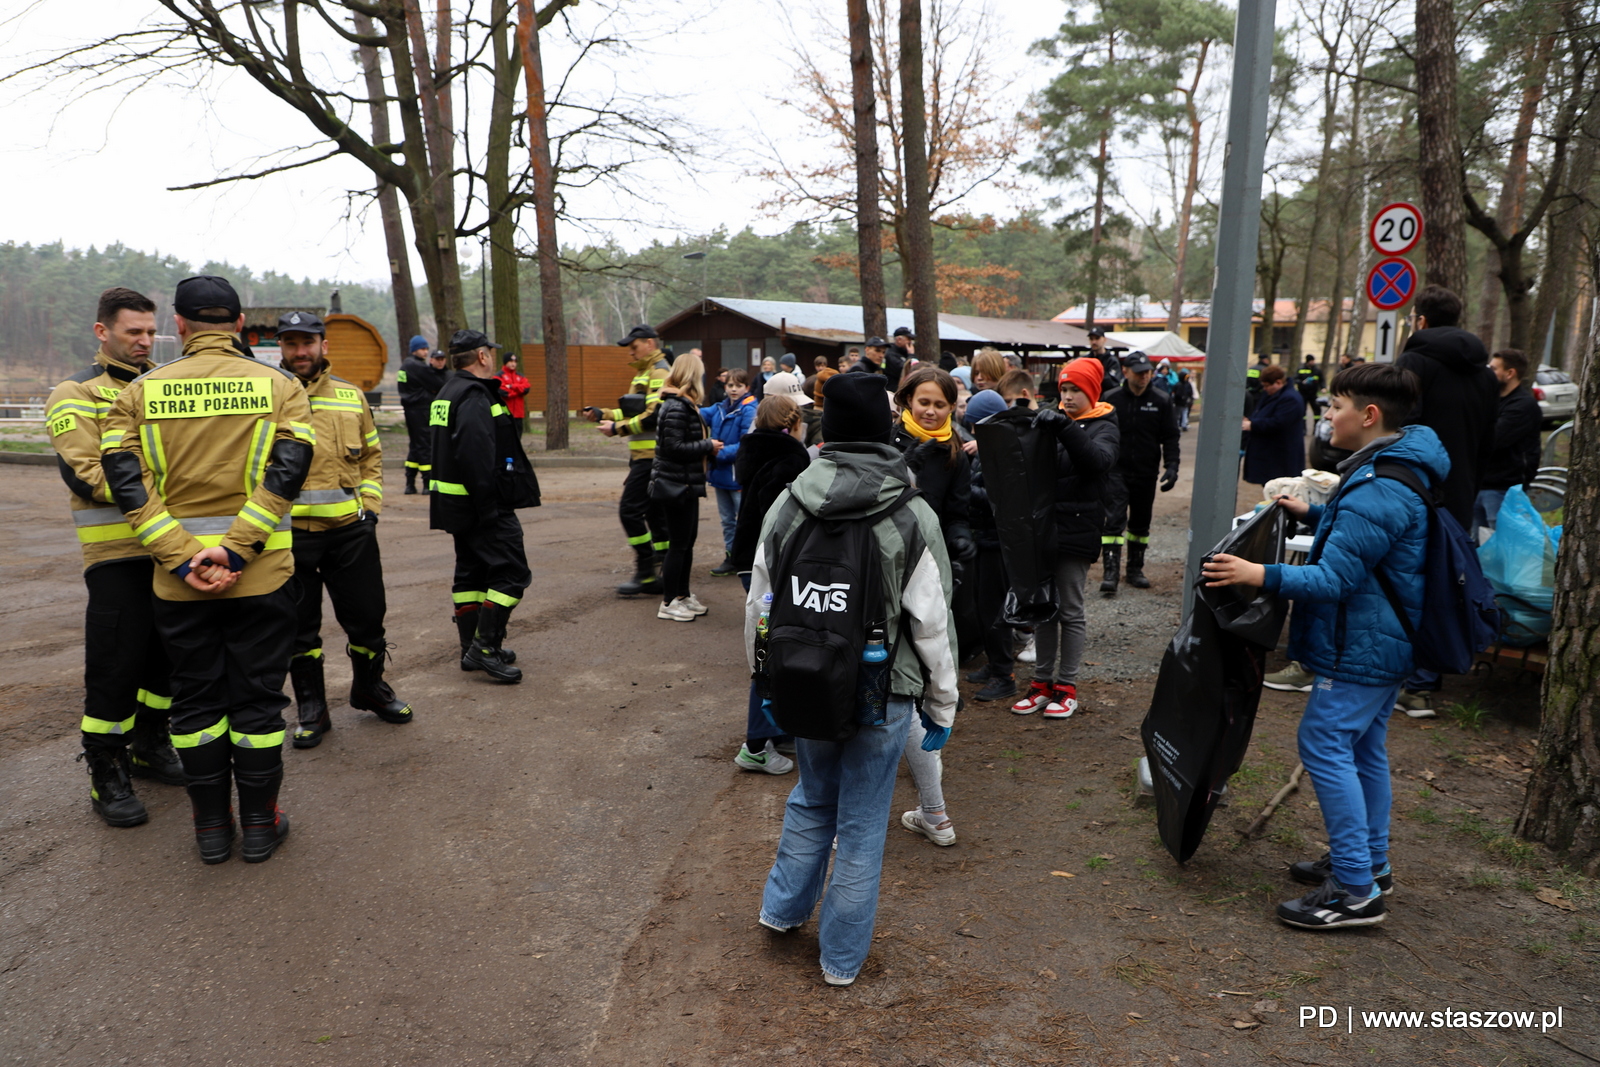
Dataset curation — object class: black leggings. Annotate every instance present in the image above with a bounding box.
[660,493,700,602]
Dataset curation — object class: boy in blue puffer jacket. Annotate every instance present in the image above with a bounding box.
[1203,363,1446,931]
[702,369,758,576]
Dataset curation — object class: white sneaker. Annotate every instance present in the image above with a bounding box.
[733,741,794,774]
[682,593,708,616]
[1041,684,1078,720]
[1015,632,1037,664]
[1011,680,1053,715]
[901,808,956,846]
[656,598,696,622]
[823,971,856,987]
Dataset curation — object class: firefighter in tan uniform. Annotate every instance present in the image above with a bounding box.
[581,324,671,596]
[101,275,313,865]
[275,311,413,748]
[46,287,183,828]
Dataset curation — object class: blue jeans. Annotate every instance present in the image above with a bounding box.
[1403,668,1440,693]
[1299,676,1400,890]
[760,696,914,982]
[714,487,742,554]
[1472,489,1506,536]
[1178,405,1191,430]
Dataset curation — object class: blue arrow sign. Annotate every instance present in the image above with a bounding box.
[1366,257,1417,310]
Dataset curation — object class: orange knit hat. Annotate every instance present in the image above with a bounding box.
[1058,356,1104,406]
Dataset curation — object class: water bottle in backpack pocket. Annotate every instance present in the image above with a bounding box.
[855,624,892,727]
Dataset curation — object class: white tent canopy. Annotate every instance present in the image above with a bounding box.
[1105,330,1205,361]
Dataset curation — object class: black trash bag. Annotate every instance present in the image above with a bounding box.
[973,407,1058,625]
[951,563,984,664]
[1141,505,1288,862]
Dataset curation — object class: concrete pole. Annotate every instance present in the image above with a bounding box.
[1182,0,1279,618]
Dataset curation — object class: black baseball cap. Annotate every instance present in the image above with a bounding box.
[892,326,913,338]
[864,335,888,348]
[174,275,242,324]
[617,324,659,346]
[1120,351,1154,373]
[1086,327,1106,339]
[276,310,325,336]
[448,328,500,354]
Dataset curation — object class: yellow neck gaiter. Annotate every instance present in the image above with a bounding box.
[900,407,952,443]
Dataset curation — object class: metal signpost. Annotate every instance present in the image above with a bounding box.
[1181,0,1279,619]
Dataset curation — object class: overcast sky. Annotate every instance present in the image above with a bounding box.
[0,1,1078,288]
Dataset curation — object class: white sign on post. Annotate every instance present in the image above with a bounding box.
[1375,310,1399,363]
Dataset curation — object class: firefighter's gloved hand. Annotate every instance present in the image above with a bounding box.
[918,710,949,751]
[1160,468,1179,492]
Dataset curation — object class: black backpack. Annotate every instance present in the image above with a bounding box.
[763,487,920,742]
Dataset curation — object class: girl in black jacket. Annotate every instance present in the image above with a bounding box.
[651,354,721,622]
[1010,358,1119,720]
[892,367,975,564]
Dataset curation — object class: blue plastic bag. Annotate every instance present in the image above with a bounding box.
[1478,486,1556,645]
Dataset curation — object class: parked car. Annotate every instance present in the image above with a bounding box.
[1533,365,1578,424]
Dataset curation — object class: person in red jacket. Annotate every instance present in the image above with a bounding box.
[498,352,531,435]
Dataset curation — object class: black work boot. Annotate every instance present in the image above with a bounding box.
[455,608,517,671]
[404,468,418,495]
[128,708,185,786]
[81,746,149,827]
[289,653,332,749]
[348,645,413,725]
[1126,542,1151,589]
[616,547,661,598]
[1099,545,1121,597]
[178,733,234,863]
[234,744,289,864]
[463,602,523,683]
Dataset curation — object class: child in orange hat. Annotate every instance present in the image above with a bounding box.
[1008,357,1121,720]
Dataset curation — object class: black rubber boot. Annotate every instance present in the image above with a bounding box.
[81,746,149,827]
[455,608,516,670]
[289,653,332,749]
[463,602,523,683]
[178,733,234,863]
[1126,542,1151,589]
[616,546,661,598]
[128,708,185,786]
[348,646,413,724]
[404,468,418,495]
[234,744,289,864]
[1099,545,1120,597]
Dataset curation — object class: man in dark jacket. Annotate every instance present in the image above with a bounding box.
[1393,285,1498,717]
[1475,348,1542,533]
[849,336,900,387]
[1100,352,1180,595]
[429,330,541,684]
[398,335,446,495]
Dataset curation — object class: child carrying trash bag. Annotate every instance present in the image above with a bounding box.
[1203,363,1446,930]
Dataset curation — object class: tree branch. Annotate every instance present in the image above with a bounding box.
[165,147,345,191]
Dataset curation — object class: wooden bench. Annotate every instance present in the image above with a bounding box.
[1474,641,1549,676]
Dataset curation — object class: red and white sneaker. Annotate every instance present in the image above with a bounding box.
[1041,684,1078,719]
[1011,680,1054,715]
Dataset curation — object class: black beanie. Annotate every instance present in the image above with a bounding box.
[821,372,893,443]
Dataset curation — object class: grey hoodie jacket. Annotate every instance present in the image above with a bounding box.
[744,442,960,727]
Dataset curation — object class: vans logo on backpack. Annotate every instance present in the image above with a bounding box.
[790,578,850,613]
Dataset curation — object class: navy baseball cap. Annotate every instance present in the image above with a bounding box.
[276,310,325,336]
[174,275,242,324]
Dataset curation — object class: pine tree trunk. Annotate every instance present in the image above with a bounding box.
[401,0,466,339]
[517,0,568,449]
[849,0,888,343]
[898,0,939,359]
[1167,41,1209,335]
[1516,329,1600,875]
[486,0,523,386]
[1414,0,1470,300]
[353,12,421,358]
[1290,62,1341,361]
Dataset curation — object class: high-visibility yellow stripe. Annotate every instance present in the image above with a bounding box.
[229,728,285,749]
[81,712,136,735]
[290,498,361,519]
[193,530,292,551]
[134,511,178,546]
[490,404,508,417]
[363,431,381,448]
[626,533,651,546]
[1127,534,1151,544]
[429,480,469,495]
[246,420,273,494]
[77,522,137,544]
[452,590,486,604]
[651,541,670,553]
[309,398,364,413]
[238,501,280,533]
[99,430,124,450]
[485,589,520,608]
[293,648,323,660]
[140,424,168,497]
[1101,535,1124,545]
[359,480,383,499]
[626,438,656,451]
[136,689,172,710]
[171,717,228,749]
[49,400,109,420]
[349,644,380,659]
[289,421,316,445]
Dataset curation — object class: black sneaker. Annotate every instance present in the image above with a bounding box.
[1289,853,1394,895]
[964,663,996,685]
[1276,877,1387,930]
[974,674,1018,701]
[709,556,738,577]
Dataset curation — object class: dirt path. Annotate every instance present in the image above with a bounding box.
[2,451,1596,1066]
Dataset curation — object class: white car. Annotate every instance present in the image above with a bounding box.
[1533,365,1578,424]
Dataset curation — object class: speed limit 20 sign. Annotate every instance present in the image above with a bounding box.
[1370,202,1423,256]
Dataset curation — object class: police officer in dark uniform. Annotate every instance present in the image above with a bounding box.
[1087,328,1124,398]
[398,335,447,494]
[1100,351,1180,595]
[1295,355,1322,417]
[429,330,541,683]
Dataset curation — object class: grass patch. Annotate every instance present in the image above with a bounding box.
[1109,957,1165,987]
[1525,938,1553,957]
[1076,785,1095,796]
[1000,748,1026,761]
[1270,827,1307,849]
[1410,806,1440,824]
[1086,856,1110,871]
[1064,800,1081,811]
[1231,764,1268,788]
[1467,869,1503,888]
[1284,971,1321,987]
[1447,698,1492,732]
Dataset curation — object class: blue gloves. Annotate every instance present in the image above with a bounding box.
[918,709,950,751]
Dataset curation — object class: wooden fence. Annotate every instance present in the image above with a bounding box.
[520,344,638,414]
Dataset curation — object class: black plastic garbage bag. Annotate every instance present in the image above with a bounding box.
[973,408,1058,625]
[1142,505,1288,862]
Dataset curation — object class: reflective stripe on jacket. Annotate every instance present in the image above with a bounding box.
[604,351,669,459]
[290,365,382,532]
[47,351,147,571]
